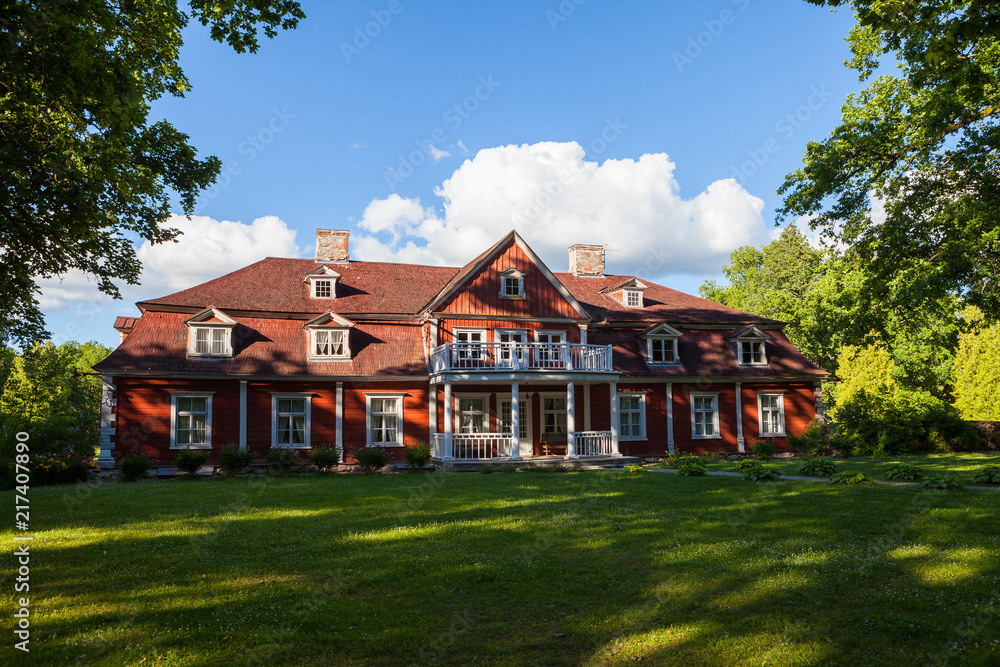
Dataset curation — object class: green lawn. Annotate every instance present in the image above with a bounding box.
[3,471,1000,666]
[698,452,1000,481]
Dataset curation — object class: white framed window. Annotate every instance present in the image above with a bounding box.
[367,393,404,446]
[453,328,488,366]
[169,392,214,449]
[536,330,566,367]
[648,337,679,364]
[541,394,567,435]
[739,339,767,365]
[454,394,489,433]
[271,393,312,448]
[691,393,721,439]
[624,289,643,308]
[311,328,349,359]
[496,329,528,368]
[312,279,333,299]
[618,392,647,440]
[498,395,531,440]
[757,392,786,437]
[498,268,525,299]
[188,326,233,357]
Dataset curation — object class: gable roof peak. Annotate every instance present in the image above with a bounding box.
[303,311,355,328]
[184,306,237,326]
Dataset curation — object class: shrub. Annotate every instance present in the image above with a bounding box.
[480,462,495,474]
[829,471,875,486]
[920,475,963,491]
[174,448,210,475]
[120,454,153,482]
[752,439,776,460]
[309,445,342,471]
[217,444,253,474]
[624,463,646,474]
[798,458,839,477]
[881,463,926,482]
[971,465,1000,485]
[787,419,824,455]
[676,459,707,476]
[353,446,390,474]
[743,465,781,482]
[4,454,93,488]
[500,461,519,474]
[405,442,432,470]
[265,448,299,475]
[735,458,762,472]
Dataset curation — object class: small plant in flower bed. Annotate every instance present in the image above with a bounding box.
[353,446,391,474]
[752,439,776,460]
[624,463,646,474]
[919,475,964,491]
[174,448,210,475]
[972,465,1000,485]
[742,465,781,483]
[881,463,926,482]
[404,442,432,470]
[735,458,762,472]
[829,471,875,486]
[675,456,707,476]
[799,458,839,478]
[217,444,254,474]
[120,454,153,482]
[309,445,342,471]
[265,448,300,475]
[6,453,93,488]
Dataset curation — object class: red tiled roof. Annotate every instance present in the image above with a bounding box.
[590,328,825,378]
[554,273,781,325]
[114,316,140,333]
[94,311,427,377]
[140,257,459,315]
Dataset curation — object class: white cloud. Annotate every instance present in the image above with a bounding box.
[457,139,470,156]
[350,142,367,149]
[38,215,301,312]
[427,144,451,162]
[353,141,770,279]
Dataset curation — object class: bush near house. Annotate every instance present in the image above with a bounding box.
[751,439,775,460]
[120,454,153,482]
[404,442,432,470]
[353,446,391,474]
[218,444,254,474]
[265,448,300,475]
[174,449,210,475]
[309,445,342,471]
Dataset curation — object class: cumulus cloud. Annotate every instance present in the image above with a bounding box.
[38,214,301,312]
[427,144,451,161]
[352,141,770,279]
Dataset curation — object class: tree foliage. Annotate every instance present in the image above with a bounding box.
[952,307,1000,420]
[781,0,1000,322]
[0,0,304,346]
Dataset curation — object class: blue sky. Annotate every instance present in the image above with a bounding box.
[40,0,860,348]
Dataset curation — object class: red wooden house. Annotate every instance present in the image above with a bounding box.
[94,230,826,471]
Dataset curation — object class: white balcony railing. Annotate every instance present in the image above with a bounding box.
[575,431,614,457]
[431,342,613,374]
[433,433,514,460]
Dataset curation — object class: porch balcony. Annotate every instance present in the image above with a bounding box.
[431,342,614,375]
[432,430,616,460]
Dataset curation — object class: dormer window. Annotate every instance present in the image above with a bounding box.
[184,307,236,358]
[639,323,682,365]
[600,278,648,308]
[727,325,772,366]
[304,312,354,360]
[305,266,341,299]
[498,268,525,299]
[741,340,765,365]
[625,290,642,308]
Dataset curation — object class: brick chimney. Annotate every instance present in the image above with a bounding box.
[568,244,604,277]
[315,230,350,263]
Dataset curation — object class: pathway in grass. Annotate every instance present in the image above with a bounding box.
[2,473,999,666]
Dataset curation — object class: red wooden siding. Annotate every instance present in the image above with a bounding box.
[438,240,581,318]
[740,382,816,452]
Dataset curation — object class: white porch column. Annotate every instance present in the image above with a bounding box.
[579,323,588,345]
[583,384,592,431]
[666,382,675,456]
[609,381,620,456]
[736,381,746,453]
[566,382,577,458]
[97,375,117,469]
[239,380,248,450]
[443,381,453,459]
[336,382,344,453]
[429,383,437,438]
[511,381,522,459]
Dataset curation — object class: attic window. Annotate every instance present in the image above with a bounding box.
[740,340,766,365]
[313,279,333,299]
[498,268,525,299]
[649,337,678,364]
[625,290,642,308]
[305,266,341,299]
[184,307,236,358]
[304,312,354,361]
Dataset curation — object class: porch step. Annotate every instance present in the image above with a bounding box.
[433,455,642,473]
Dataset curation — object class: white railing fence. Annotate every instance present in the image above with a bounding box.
[431,342,613,373]
[575,431,614,457]
[432,433,514,460]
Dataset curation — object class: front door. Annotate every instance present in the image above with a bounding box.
[499,397,531,456]
[536,331,565,368]
[497,329,527,368]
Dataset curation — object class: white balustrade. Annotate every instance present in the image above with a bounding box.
[575,431,614,457]
[431,342,613,374]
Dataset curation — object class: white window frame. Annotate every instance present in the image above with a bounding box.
[271,393,312,449]
[187,325,233,358]
[496,328,529,367]
[169,392,214,449]
[757,391,786,437]
[452,392,490,434]
[366,393,405,447]
[624,289,643,308]
[311,278,334,299]
[497,393,532,440]
[617,391,647,441]
[309,327,350,360]
[690,392,722,440]
[647,336,680,365]
[738,338,768,366]
[452,328,488,365]
[539,392,568,436]
[498,270,526,299]
[535,330,566,367]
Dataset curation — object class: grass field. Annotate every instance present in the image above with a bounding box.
[3,470,1000,666]
[691,452,1000,481]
